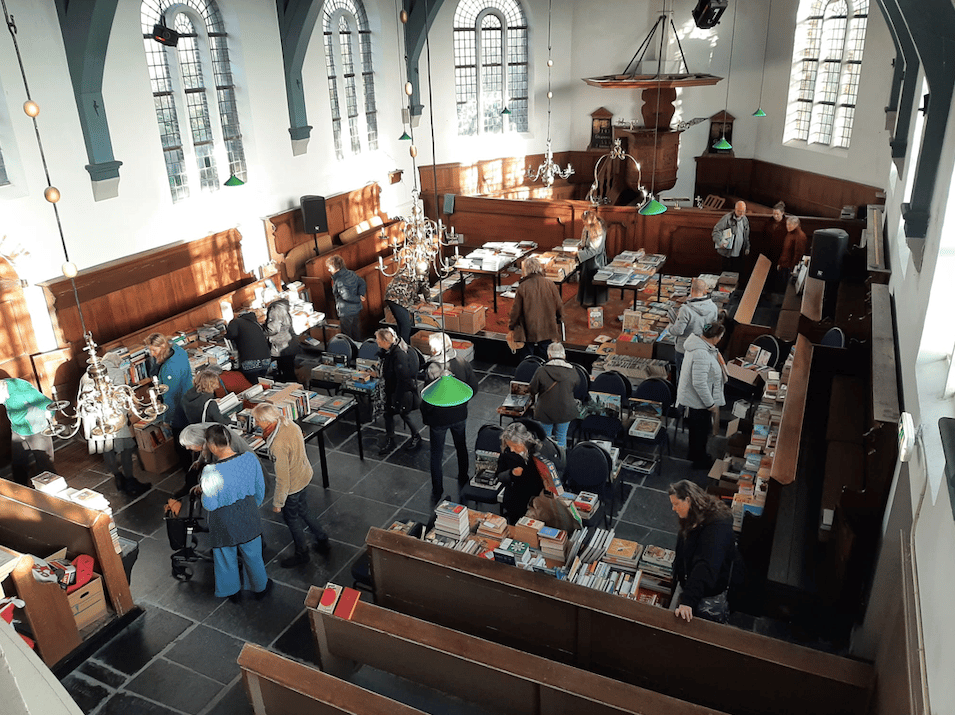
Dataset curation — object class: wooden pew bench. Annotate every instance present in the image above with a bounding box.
[366,527,874,715]
[238,643,425,715]
[305,585,723,715]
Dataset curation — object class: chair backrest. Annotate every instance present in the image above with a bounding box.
[564,441,613,491]
[514,356,544,383]
[411,347,428,379]
[752,334,782,368]
[357,338,380,360]
[591,370,631,400]
[475,424,504,454]
[571,363,591,403]
[633,378,673,413]
[327,334,358,364]
[821,327,846,348]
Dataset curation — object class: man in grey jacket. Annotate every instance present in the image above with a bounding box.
[326,255,366,341]
[668,277,719,384]
[712,201,749,274]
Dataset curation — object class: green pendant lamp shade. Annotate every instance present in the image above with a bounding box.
[752,107,766,117]
[224,174,245,186]
[501,106,512,115]
[421,373,474,407]
[399,130,412,140]
[639,197,667,216]
[712,136,733,151]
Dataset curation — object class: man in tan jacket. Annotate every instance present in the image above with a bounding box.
[252,403,330,567]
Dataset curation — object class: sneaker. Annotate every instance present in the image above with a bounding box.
[378,438,397,456]
[313,537,331,555]
[280,551,310,568]
[403,434,422,451]
[253,578,274,601]
[430,490,444,505]
[227,591,243,604]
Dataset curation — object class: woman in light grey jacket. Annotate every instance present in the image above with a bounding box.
[676,320,727,469]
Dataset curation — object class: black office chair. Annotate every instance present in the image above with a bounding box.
[821,326,846,348]
[514,356,544,383]
[591,370,632,400]
[641,376,681,434]
[628,378,673,461]
[571,362,591,404]
[580,370,630,444]
[564,441,615,527]
[357,338,380,360]
[327,333,358,365]
[752,334,783,369]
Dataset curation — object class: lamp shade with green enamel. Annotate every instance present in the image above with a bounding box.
[753,107,767,117]
[500,106,511,115]
[712,136,733,151]
[399,130,412,140]
[421,374,474,407]
[639,197,667,216]
[224,174,245,186]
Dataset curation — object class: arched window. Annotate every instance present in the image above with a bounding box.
[141,0,247,203]
[323,0,378,160]
[453,0,528,136]
[786,0,868,148]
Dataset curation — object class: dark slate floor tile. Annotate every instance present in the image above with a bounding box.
[201,580,307,647]
[93,606,192,675]
[127,535,180,604]
[271,612,321,667]
[349,462,431,507]
[382,438,449,472]
[337,431,397,459]
[316,494,401,548]
[77,658,128,689]
[312,450,379,489]
[205,680,254,715]
[477,373,511,396]
[147,562,225,622]
[260,485,343,527]
[643,527,678,551]
[68,469,114,493]
[98,691,183,715]
[350,666,498,715]
[125,658,222,714]
[113,487,177,538]
[607,519,652,544]
[267,539,360,593]
[620,486,681,532]
[317,419,366,448]
[164,624,245,685]
[60,672,112,714]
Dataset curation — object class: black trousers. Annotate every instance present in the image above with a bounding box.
[340,312,362,342]
[686,407,713,464]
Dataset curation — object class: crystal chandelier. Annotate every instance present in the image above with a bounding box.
[44,334,168,443]
[586,138,666,215]
[526,0,573,187]
[377,188,455,279]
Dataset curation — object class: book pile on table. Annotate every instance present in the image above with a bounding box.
[639,545,675,592]
[573,492,598,515]
[572,527,614,564]
[512,516,544,548]
[434,501,470,541]
[31,475,123,554]
[591,354,669,382]
[537,526,568,561]
[602,537,644,572]
[492,538,532,567]
[476,514,508,540]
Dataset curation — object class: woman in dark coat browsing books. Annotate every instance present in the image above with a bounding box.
[495,422,545,525]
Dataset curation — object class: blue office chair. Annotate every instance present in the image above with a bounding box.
[514,356,544,383]
[357,338,380,360]
[459,424,505,513]
[327,333,358,365]
[571,362,591,404]
[752,334,783,369]
[564,441,615,527]
[628,378,673,462]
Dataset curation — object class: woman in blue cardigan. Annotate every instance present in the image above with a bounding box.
[146,332,193,471]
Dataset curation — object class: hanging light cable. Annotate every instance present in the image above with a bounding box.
[3,0,168,438]
[713,0,738,150]
[640,6,668,216]
[526,0,573,187]
[753,0,772,117]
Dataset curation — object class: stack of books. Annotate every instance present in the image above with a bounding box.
[573,492,598,514]
[512,516,544,548]
[492,538,532,567]
[477,514,508,540]
[639,545,676,589]
[602,537,644,572]
[575,527,615,564]
[434,501,470,541]
[538,526,568,561]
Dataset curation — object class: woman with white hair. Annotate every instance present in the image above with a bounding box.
[495,421,545,524]
[508,256,563,360]
[528,342,578,448]
[251,403,329,567]
[176,421,250,499]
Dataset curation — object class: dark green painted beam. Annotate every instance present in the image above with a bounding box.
[276,0,323,141]
[877,0,955,257]
[54,0,122,184]
[404,0,446,117]
[875,0,918,161]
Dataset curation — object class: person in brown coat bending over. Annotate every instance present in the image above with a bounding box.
[509,256,563,360]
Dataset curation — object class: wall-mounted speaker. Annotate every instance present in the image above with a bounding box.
[301,195,328,234]
[692,0,728,29]
[152,24,180,47]
[809,228,849,282]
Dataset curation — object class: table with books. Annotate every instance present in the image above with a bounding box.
[452,240,538,313]
[297,394,362,489]
[592,250,667,309]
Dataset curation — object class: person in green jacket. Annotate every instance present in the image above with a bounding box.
[0,377,55,485]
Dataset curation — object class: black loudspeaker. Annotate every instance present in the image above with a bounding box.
[152,24,180,47]
[809,228,849,281]
[692,0,728,29]
[443,193,456,215]
[300,195,328,234]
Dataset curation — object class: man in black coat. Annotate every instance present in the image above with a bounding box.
[225,310,271,382]
[420,333,479,503]
[326,255,366,341]
[375,328,422,454]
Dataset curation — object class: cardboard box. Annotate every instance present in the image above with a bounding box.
[459,305,486,334]
[138,439,178,473]
[451,339,474,363]
[410,330,434,355]
[68,573,107,631]
[725,362,766,387]
[438,306,460,333]
[614,335,654,358]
